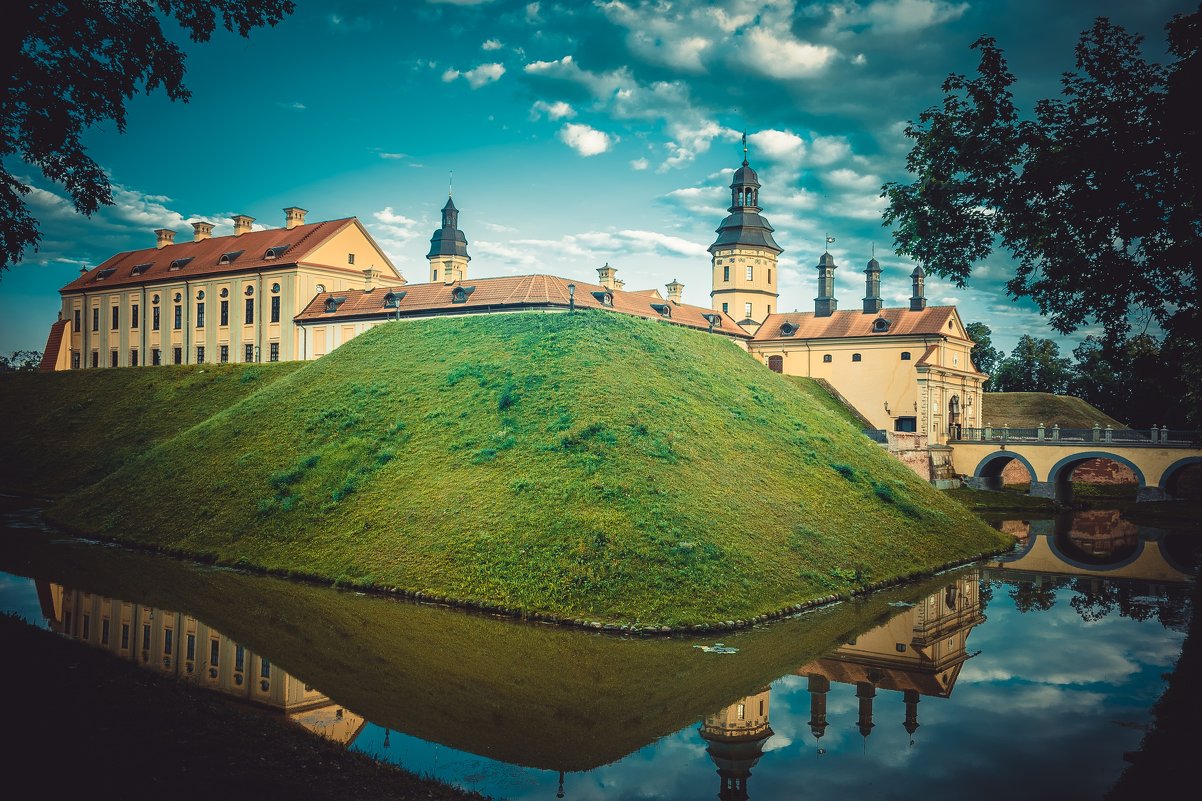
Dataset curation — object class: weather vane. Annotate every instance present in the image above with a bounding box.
[825,234,836,252]
[742,131,748,165]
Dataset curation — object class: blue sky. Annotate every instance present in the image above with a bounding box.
[1,0,1192,355]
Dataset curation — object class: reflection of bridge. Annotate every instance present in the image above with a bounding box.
[983,514,1195,583]
[949,431,1202,501]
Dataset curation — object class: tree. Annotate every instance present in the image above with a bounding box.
[0,350,42,371]
[1070,334,1188,428]
[0,0,295,273]
[991,335,1072,393]
[883,7,1202,423]
[965,321,1002,384]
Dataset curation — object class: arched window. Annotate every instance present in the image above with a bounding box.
[900,351,911,360]
[768,355,783,373]
[822,354,832,363]
[852,353,862,362]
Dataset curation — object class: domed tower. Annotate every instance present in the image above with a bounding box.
[427,194,470,284]
[709,134,783,334]
[700,690,773,801]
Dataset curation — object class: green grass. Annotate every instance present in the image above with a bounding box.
[782,376,868,428]
[36,312,1007,625]
[982,392,1126,429]
[0,362,302,496]
[945,487,1057,513]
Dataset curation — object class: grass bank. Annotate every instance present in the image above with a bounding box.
[0,613,487,801]
[0,362,302,496]
[36,312,1006,625]
[982,391,1125,428]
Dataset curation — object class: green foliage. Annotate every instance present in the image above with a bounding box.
[0,350,41,371]
[991,335,1073,394]
[965,322,1001,382]
[36,312,1006,624]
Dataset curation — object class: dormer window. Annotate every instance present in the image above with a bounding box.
[263,245,290,260]
[324,296,347,313]
[701,313,723,329]
[383,290,407,309]
[168,257,193,271]
[218,250,244,265]
[650,303,671,318]
[130,263,152,276]
[591,290,613,307]
[779,322,797,337]
[872,317,891,333]
[451,285,476,304]
[95,267,116,280]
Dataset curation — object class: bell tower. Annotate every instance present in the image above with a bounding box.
[709,134,783,334]
[427,191,471,284]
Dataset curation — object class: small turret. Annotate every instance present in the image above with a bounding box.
[666,278,684,303]
[815,251,838,317]
[597,263,617,290]
[863,254,882,314]
[910,265,927,311]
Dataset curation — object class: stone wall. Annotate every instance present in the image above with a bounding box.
[1000,456,1138,486]
[884,432,932,481]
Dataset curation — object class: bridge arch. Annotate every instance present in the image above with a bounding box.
[970,450,1038,491]
[1158,456,1202,499]
[1048,451,1146,504]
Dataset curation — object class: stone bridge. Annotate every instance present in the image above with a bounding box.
[949,427,1202,502]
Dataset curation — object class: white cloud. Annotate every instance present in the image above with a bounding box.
[377,152,407,160]
[530,100,576,120]
[741,27,836,79]
[558,123,615,157]
[327,14,372,32]
[276,101,306,111]
[443,62,506,88]
[749,129,807,168]
[630,158,649,171]
[861,0,970,33]
[481,38,504,50]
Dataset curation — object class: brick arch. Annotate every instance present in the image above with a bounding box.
[1158,456,1202,495]
[1048,452,1147,488]
[972,451,1038,481]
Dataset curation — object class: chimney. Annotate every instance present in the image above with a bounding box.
[910,266,927,311]
[442,260,457,285]
[665,278,684,303]
[191,221,214,242]
[232,214,255,236]
[863,256,882,314]
[283,206,308,230]
[363,267,381,292]
[614,278,625,291]
[815,251,838,317]
[79,267,88,276]
[155,229,176,249]
[596,262,617,290]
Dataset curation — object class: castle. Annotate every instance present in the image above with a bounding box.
[39,144,984,445]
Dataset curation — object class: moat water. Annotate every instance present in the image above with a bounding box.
[0,496,1197,800]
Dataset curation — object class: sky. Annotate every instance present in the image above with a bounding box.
[1,0,1193,355]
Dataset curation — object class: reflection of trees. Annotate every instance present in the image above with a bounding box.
[1009,579,1066,613]
[1067,579,1192,630]
[978,578,994,612]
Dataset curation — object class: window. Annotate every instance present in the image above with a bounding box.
[872,317,891,333]
[102,618,110,645]
[744,302,752,319]
[152,348,161,366]
[721,302,729,314]
[72,352,80,369]
[894,416,917,432]
[896,643,907,652]
[218,250,243,265]
[169,257,193,271]
[82,614,90,639]
[261,657,271,678]
[153,306,160,331]
[244,344,254,363]
[163,629,173,656]
[737,703,746,720]
[235,645,245,672]
[263,245,289,260]
[746,265,753,281]
[901,351,911,361]
[220,300,229,326]
[131,303,139,329]
[852,353,862,362]
[768,268,772,283]
[92,307,99,332]
[131,263,151,275]
[220,345,229,363]
[110,350,118,367]
[74,309,81,331]
[196,302,205,328]
[91,351,99,368]
[768,355,783,373]
[142,624,151,650]
[210,639,220,666]
[186,634,195,661]
[270,296,280,323]
[121,623,130,649]
[173,347,182,365]
[822,354,832,363]
[245,298,254,325]
[269,342,279,362]
[130,349,138,366]
[196,346,205,363]
[723,266,730,281]
[432,269,438,281]
[173,305,182,329]
[347,253,355,265]
[271,282,280,293]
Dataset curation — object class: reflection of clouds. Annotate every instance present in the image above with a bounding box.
[0,574,49,628]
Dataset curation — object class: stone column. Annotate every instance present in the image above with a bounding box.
[1136,486,1168,502]
[1029,481,1057,500]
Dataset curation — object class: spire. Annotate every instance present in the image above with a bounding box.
[741,131,749,167]
[910,264,927,311]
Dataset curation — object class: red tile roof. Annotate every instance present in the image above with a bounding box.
[752,306,962,341]
[38,320,68,371]
[59,218,376,293]
[295,274,750,338]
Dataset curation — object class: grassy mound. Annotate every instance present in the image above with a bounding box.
[982,391,1126,429]
[0,362,302,496]
[47,311,1007,624]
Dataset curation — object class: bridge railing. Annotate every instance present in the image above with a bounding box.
[954,426,1202,446]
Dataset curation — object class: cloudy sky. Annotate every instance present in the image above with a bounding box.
[1,0,1192,355]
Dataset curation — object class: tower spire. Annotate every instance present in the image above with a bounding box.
[448,170,453,198]
[742,131,749,167]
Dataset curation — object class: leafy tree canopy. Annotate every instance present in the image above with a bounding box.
[0,350,42,371]
[991,335,1073,394]
[965,321,1002,384]
[883,6,1201,420]
[0,0,295,273]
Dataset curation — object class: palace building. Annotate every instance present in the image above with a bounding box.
[39,142,984,449]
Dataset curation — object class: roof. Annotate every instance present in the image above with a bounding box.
[709,210,782,254]
[295,274,751,338]
[38,320,67,371]
[752,306,962,342]
[60,218,379,293]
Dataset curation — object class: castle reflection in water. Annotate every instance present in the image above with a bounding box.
[700,572,981,801]
[36,581,365,744]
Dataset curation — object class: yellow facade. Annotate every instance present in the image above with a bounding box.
[710,246,779,332]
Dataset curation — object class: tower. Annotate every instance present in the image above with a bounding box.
[815,249,838,317]
[863,254,882,314]
[700,690,773,801]
[427,194,470,284]
[910,265,927,311]
[709,134,783,334]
